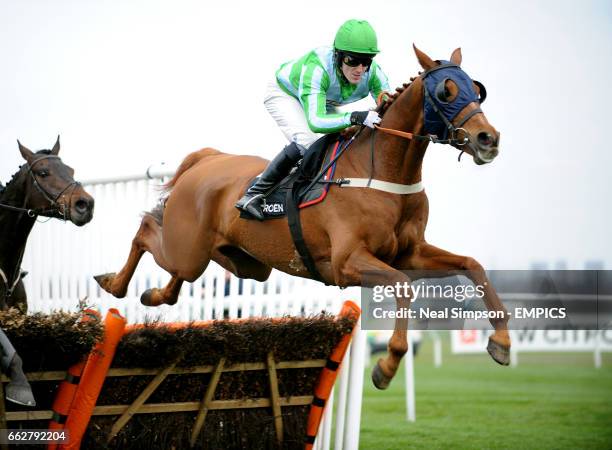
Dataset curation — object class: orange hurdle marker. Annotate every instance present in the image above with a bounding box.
[60,309,126,450]
[47,309,101,450]
[304,300,361,450]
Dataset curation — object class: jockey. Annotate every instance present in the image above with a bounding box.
[236,19,391,220]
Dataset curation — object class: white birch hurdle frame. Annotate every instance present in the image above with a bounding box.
[20,168,367,449]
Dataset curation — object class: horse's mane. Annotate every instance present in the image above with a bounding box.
[379,80,414,117]
[1,149,55,194]
[2,167,24,194]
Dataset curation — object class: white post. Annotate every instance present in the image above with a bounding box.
[594,330,602,369]
[333,350,351,450]
[343,323,366,450]
[405,333,416,422]
[433,331,442,368]
[510,347,518,367]
[321,387,334,450]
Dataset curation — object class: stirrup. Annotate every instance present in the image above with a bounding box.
[236,193,265,220]
[241,193,263,208]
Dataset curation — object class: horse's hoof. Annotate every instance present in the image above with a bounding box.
[93,273,115,292]
[140,289,155,306]
[371,359,391,390]
[487,337,510,366]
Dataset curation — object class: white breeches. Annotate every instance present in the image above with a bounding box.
[263,79,324,148]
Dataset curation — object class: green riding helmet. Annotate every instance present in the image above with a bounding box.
[333,19,380,55]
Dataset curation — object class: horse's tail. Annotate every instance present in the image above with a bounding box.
[143,202,164,227]
[162,148,220,193]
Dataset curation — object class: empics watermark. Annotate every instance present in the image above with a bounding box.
[361,270,611,330]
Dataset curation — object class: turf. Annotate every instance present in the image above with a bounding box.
[357,336,612,450]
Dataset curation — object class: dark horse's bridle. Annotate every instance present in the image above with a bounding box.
[0,155,80,220]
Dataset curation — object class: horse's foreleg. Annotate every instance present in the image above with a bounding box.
[337,248,413,390]
[94,214,162,298]
[141,276,184,306]
[399,242,511,365]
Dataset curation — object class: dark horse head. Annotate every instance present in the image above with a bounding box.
[0,136,94,311]
[11,136,94,225]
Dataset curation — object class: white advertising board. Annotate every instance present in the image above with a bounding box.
[451,329,612,353]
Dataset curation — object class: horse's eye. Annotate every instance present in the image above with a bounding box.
[37,170,49,178]
[434,78,455,103]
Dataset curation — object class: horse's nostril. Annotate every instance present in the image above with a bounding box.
[477,132,493,146]
[75,198,90,212]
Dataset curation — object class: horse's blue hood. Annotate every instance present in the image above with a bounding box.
[423,61,479,139]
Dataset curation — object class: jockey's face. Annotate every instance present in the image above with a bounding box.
[342,61,367,84]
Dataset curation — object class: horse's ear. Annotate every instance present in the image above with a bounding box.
[413,44,436,71]
[51,135,60,155]
[17,140,34,163]
[450,48,462,65]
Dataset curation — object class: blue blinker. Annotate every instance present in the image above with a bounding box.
[423,61,479,139]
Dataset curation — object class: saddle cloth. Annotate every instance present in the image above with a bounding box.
[239,134,342,220]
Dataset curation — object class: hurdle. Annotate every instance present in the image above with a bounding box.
[0,301,366,449]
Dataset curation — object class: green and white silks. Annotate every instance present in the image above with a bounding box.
[274,46,390,134]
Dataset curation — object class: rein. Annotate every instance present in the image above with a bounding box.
[297,64,486,199]
[373,124,469,146]
[0,247,26,301]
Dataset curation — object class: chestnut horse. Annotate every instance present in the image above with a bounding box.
[95,46,510,389]
[0,137,94,311]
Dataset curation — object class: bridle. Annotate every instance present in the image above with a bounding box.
[375,62,488,160]
[0,155,80,220]
[421,63,485,160]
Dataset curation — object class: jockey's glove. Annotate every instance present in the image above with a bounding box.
[350,110,381,129]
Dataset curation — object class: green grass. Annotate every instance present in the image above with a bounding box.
[354,337,612,450]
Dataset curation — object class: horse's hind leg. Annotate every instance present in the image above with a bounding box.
[95,213,163,298]
[140,276,184,306]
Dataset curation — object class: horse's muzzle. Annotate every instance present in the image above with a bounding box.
[473,132,500,165]
[71,196,94,226]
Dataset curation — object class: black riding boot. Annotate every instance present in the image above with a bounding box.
[0,328,35,406]
[235,142,304,220]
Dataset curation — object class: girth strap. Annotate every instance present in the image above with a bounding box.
[285,178,327,284]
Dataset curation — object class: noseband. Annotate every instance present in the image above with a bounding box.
[0,155,80,220]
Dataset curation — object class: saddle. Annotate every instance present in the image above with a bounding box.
[239,133,342,220]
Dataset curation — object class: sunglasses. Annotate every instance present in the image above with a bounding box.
[341,54,373,68]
